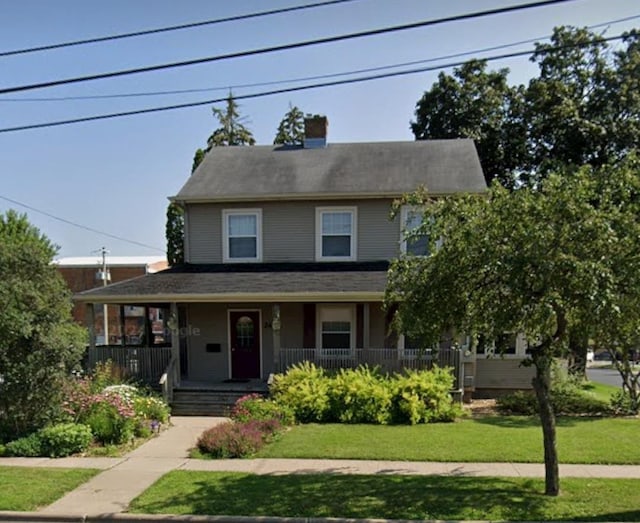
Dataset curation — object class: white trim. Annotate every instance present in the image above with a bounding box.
[227,308,263,379]
[477,333,528,359]
[400,205,429,256]
[315,206,357,261]
[316,304,356,350]
[222,209,262,263]
[170,189,487,204]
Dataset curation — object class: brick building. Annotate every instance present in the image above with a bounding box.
[55,256,167,345]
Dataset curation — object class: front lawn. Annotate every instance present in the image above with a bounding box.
[129,471,640,521]
[0,466,98,511]
[256,417,640,464]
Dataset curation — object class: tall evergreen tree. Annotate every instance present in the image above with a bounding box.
[207,93,256,147]
[274,104,305,145]
[165,94,255,265]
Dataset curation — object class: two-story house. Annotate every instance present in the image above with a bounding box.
[76,116,534,410]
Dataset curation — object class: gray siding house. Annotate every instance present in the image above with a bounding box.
[77,116,533,405]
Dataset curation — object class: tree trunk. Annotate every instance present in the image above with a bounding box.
[567,331,588,379]
[532,354,560,496]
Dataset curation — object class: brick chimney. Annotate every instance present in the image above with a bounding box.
[303,115,328,149]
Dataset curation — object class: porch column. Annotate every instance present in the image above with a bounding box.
[363,303,370,348]
[170,302,181,385]
[85,303,96,370]
[272,304,281,373]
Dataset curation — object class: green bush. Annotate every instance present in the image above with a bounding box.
[38,423,93,457]
[5,432,42,457]
[391,367,461,424]
[270,362,331,422]
[497,372,611,416]
[90,360,131,392]
[610,389,638,415]
[84,402,135,445]
[231,394,294,425]
[271,364,461,425]
[328,366,392,424]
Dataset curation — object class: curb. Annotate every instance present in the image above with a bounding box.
[1,513,631,523]
[0,512,495,523]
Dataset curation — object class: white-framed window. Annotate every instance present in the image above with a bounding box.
[222,209,262,262]
[315,207,357,261]
[400,206,429,256]
[477,333,528,358]
[316,305,356,351]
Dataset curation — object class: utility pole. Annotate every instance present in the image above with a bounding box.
[93,247,110,345]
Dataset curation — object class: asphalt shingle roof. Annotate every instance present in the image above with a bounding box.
[75,263,389,302]
[175,140,485,202]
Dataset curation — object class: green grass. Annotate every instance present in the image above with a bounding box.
[0,466,99,511]
[130,471,640,521]
[256,417,640,464]
[581,380,620,401]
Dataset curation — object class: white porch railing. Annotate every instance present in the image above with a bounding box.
[277,347,462,389]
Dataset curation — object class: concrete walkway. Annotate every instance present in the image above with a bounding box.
[1,416,640,518]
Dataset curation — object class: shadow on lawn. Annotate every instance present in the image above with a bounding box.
[134,473,555,521]
[473,415,588,429]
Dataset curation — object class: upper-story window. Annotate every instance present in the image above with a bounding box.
[222,209,262,262]
[400,206,429,256]
[316,207,357,261]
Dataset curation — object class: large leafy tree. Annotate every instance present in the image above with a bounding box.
[165,94,255,265]
[385,156,640,496]
[411,27,640,377]
[411,27,640,188]
[274,104,305,145]
[411,60,527,189]
[0,211,86,440]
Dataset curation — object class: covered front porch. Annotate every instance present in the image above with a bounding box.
[74,263,469,408]
[81,301,464,389]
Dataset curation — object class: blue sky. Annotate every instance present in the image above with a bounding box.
[0,0,638,258]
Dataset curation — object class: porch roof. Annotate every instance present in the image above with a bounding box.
[74,262,389,303]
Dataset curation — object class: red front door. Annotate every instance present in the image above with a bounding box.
[230,310,261,379]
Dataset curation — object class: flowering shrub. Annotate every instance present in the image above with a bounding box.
[62,377,169,446]
[134,395,170,423]
[231,394,294,425]
[197,419,282,458]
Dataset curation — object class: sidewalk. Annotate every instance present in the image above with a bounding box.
[1,416,640,519]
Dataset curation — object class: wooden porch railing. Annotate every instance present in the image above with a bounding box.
[277,347,462,390]
[86,345,172,386]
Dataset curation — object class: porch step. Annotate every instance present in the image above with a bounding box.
[170,388,267,417]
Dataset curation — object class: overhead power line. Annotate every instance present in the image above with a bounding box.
[0,0,578,96]
[2,12,637,104]
[0,194,165,252]
[0,33,625,135]
[0,0,360,58]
